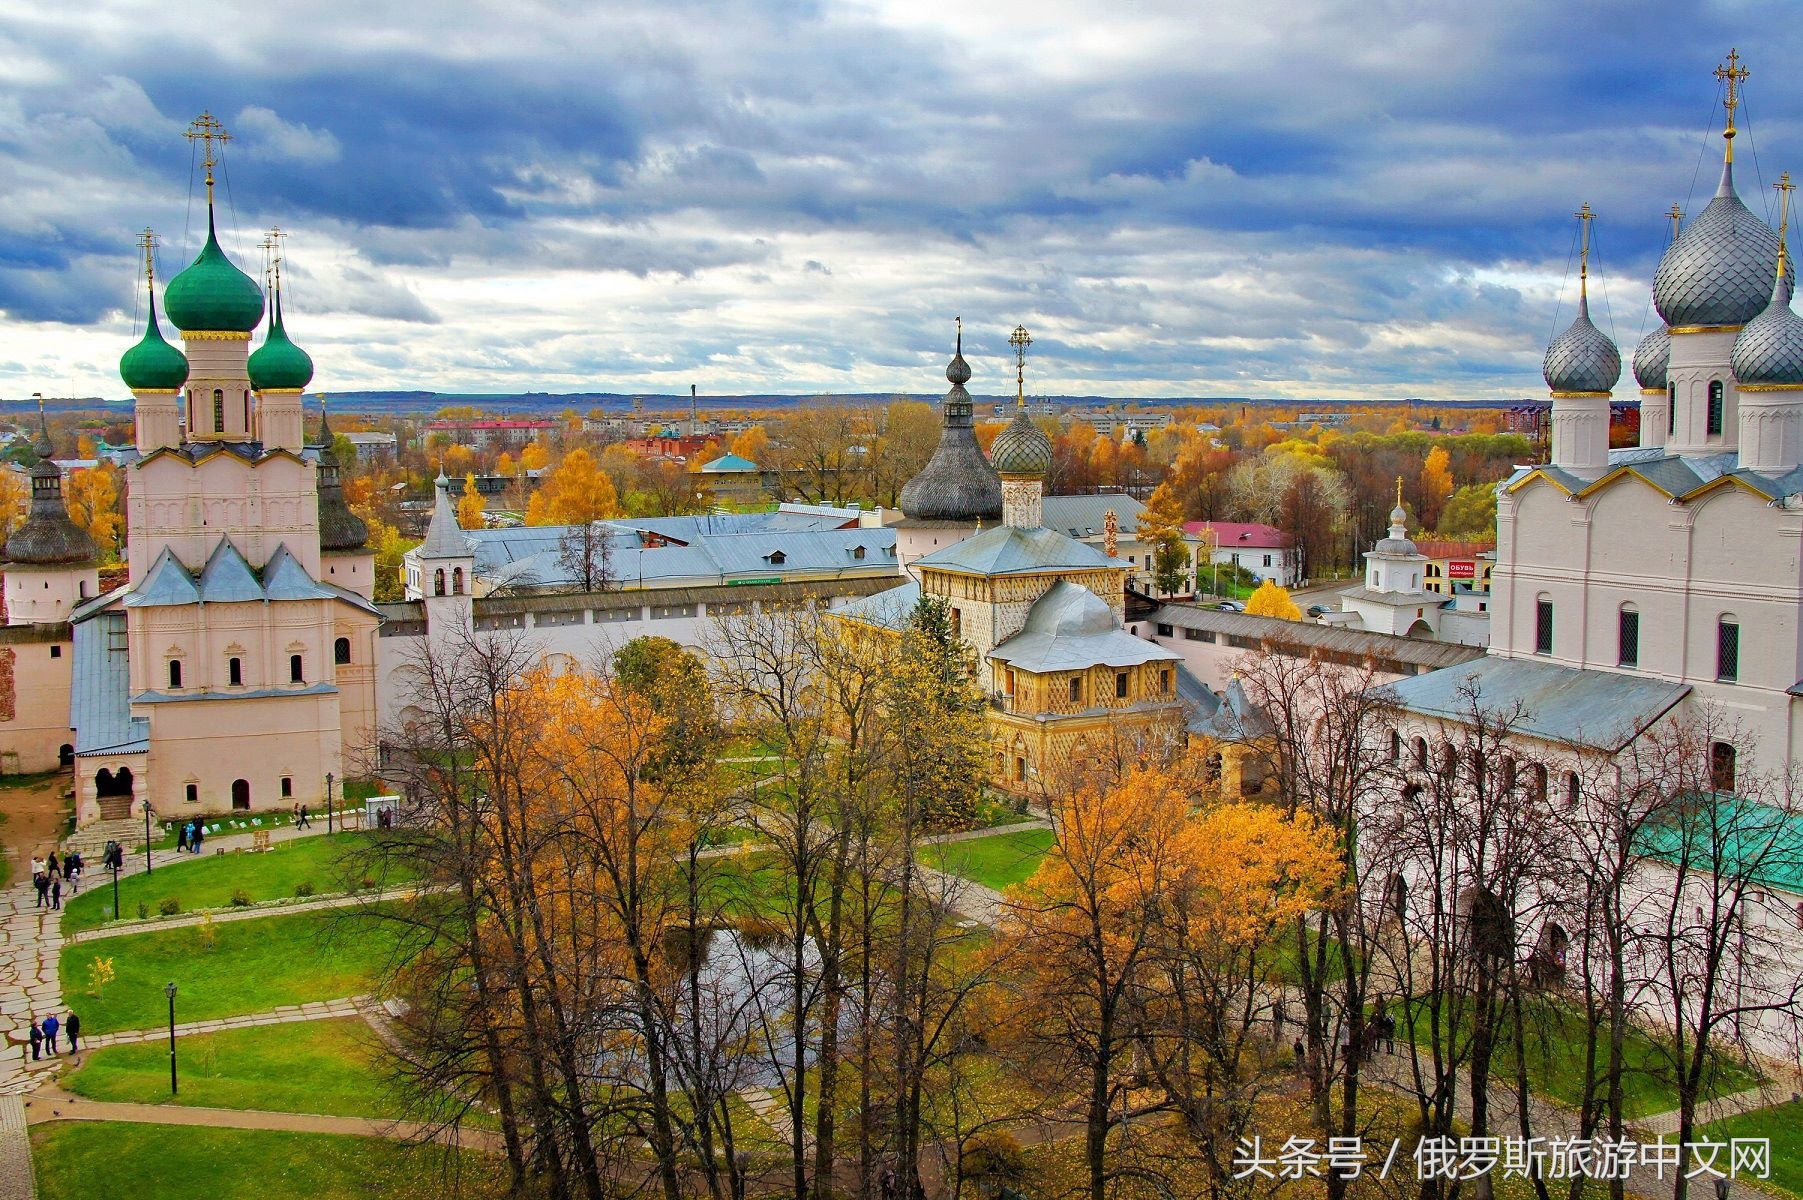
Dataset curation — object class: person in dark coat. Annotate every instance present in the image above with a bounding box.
[297,805,310,830]
[45,852,59,880]
[63,1011,79,1053]
[27,1018,40,1062]
[191,823,204,854]
[49,876,60,910]
[176,822,189,853]
[32,871,47,908]
[40,1015,58,1057]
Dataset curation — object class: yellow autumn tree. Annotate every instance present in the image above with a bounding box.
[730,425,769,464]
[1244,578,1302,621]
[457,472,486,530]
[525,448,623,526]
[519,440,550,472]
[1138,481,1191,595]
[1421,445,1454,529]
[495,451,515,477]
[0,470,25,544]
[64,463,123,559]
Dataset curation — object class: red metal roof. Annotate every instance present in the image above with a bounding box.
[425,418,557,430]
[1183,521,1291,548]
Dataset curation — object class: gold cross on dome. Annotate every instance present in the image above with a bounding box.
[185,111,232,203]
[1009,324,1032,407]
[1716,49,1749,154]
[1574,202,1595,285]
[137,227,158,285]
[1667,203,1684,242]
[1777,172,1795,276]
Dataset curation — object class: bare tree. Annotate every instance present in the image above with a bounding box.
[559,521,616,592]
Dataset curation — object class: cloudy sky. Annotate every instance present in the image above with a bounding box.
[2,0,1800,402]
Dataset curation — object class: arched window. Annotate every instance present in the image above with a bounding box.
[334,637,351,665]
[185,783,198,804]
[1528,763,1548,804]
[1388,730,1401,764]
[1711,741,1737,793]
[213,388,225,433]
[228,657,242,687]
[1438,742,1457,780]
[168,659,183,689]
[1564,770,1581,807]
[1411,736,1429,770]
[1707,380,1725,436]
[1618,605,1640,667]
[281,776,293,798]
[452,567,465,596]
[1501,757,1518,792]
[433,568,446,597]
[1535,596,1554,655]
[1387,874,1408,923]
[290,654,304,684]
[1716,616,1740,682]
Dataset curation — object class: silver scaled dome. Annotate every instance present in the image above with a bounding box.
[1632,326,1671,390]
[897,331,1003,521]
[1371,502,1417,556]
[1653,163,1792,328]
[989,410,1053,477]
[1543,294,1621,394]
[1731,272,1803,388]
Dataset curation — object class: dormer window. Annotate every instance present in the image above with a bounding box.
[851,545,866,561]
[766,550,787,565]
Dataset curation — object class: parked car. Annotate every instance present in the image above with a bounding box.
[1217,600,1244,613]
[1307,604,1330,617]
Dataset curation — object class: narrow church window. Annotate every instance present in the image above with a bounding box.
[1716,618,1739,682]
[290,654,304,683]
[1160,668,1171,694]
[950,607,961,639]
[1388,730,1401,764]
[1115,672,1129,699]
[434,569,446,597]
[334,637,351,665]
[1707,381,1724,436]
[452,568,465,596]
[1004,668,1015,697]
[213,389,225,434]
[1534,599,1553,655]
[1564,771,1580,807]
[1068,676,1083,705]
[50,645,60,659]
[1711,741,1737,793]
[281,776,293,798]
[228,657,242,686]
[1411,737,1428,769]
[1618,607,1640,667]
[168,660,183,689]
[1014,756,1026,782]
[185,784,198,804]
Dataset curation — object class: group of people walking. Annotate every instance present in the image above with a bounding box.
[175,821,207,854]
[27,1012,79,1059]
[30,851,81,910]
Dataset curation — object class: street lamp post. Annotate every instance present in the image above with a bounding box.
[143,803,153,876]
[110,859,119,922]
[325,772,334,836]
[165,981,178,1094]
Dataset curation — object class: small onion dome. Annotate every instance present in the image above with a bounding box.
[1543,295,1621,395]
[119,290,189,391]
[1731,272,1803,388]
[896,330,1003,521]
[989,410,1052,477]
[1371,501,1416,556]
[248,292,314,391]
[164,211,264,334]
[1631,326,1671,391]
[1653,163,1792,328]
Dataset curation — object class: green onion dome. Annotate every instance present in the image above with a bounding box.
[248,292,314,391]
[119,290,190,391]
[164,211,264,334]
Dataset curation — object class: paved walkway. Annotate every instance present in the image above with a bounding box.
[915,818,1049,847]
[0,1097,31,1200]
[75,995,371,1052]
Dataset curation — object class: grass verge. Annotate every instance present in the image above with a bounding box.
[918,827,1053,891]
[1702,1102,1803,1199]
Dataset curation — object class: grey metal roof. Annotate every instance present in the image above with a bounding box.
[1542,295,1621,394]
[1337,584,1450,608]
[1151,603,1485,672]
[1731,274,1803,387]
[197,539,263,603]
[1653,161,1791,328]
[1632,325,1671,390]
[1040,494,1147,539]
[914,525,1120,577]
[263,544,338,602]
[4,451,97,565]
[133,682,338,704]
[1377,656,1691,753]
[1189,677,1273,742]
[833,580,922,632]
[71,606,148,756]
[417,476,474,560]
[988,581,1178,672]
[124,548,201,608]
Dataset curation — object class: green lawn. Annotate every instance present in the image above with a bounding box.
[1702,1103,1803,1199]
[32,1122,504,1200]
[63,833,412,933]
[61,906,401,1034]
[61,1017,402,1118]
[918,827,1054,891]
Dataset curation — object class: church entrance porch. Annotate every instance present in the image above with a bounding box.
[93,766,135,822]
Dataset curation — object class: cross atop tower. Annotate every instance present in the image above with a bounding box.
[260,225,287,292]
[1575,202,1595,291]
[137,227,159,286]
[1667,203,1684,242]
[185,111,232,205]
[1009,323,1032,408]
[1776,171,1795,276]
[1715,49,1749,159]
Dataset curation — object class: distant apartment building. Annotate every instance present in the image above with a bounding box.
[425,417,557,449]
[1413,540,1496,597]
[1184,521,1299,587]
[341,431,398,464]
[622,434,714,461]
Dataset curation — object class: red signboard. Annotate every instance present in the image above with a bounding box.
[1447,560,1476,580]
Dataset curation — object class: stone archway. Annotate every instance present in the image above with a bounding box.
[231,779,251,810]
[94,765,135,821]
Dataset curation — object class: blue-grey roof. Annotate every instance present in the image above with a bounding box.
[197,539,263,603]
[123,548,201,608]
[133,682,338,704]
[1378,656,1690,753]
[1542,295,1621,394]
[472,519,898,592]
[915,525,1121,577]
[1040,494,1147,539]
[1653,161,1792,328]
[263,544,338,602]
[418,476,474,560]
[988,581,1178,672]
[72,606,148,756]
[700,453,760,473]
[1632,326,1671,390]
[990,411,1053,477]
[1508,443,1803,503]
[1731,274,1803,388]
[1188,677,1272,741]
[833,580,921,632]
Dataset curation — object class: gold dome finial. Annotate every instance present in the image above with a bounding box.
[1009,323,1032,410]
[1715,49,1749,164]
[1575,202,1595,300]
[1776,172,1795,280]
[184,111,232,208]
